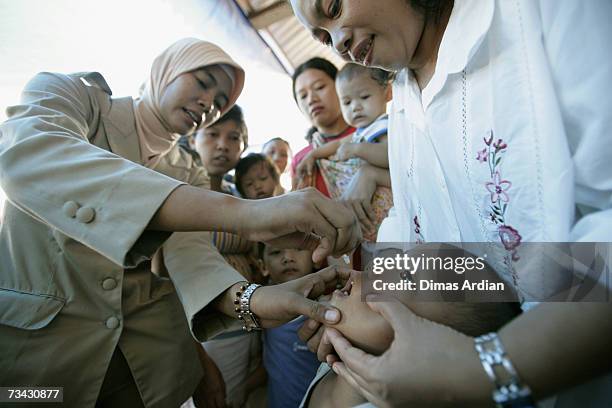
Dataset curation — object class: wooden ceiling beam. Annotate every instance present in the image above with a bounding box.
[248,1,293,29]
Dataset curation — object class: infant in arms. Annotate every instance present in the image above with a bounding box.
[301,272,520,408]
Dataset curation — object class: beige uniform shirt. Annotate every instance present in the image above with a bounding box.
[0,72,243,407]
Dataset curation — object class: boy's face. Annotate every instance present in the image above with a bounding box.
[336,74,388,128]
[240,162,277,199]
[263,247,313,284]
[194,120,244,176]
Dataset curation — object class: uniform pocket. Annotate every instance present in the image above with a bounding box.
[0,288,65,330]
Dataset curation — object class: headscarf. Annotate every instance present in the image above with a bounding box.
[133,38,245,167]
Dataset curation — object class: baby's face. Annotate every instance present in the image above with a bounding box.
[328,271,475,355]
[241,162,277,199]
[263,247,313,284]
[336,75,388,129]
[328,273,394,355]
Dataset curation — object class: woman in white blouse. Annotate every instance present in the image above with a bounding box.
[291,0,612,406]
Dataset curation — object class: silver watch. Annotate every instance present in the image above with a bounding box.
[474,332,536,408]
[235,283,262,332]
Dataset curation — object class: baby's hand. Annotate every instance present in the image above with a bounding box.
[335,142,355,161]
[296,152,316,177]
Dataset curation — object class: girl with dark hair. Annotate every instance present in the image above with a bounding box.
[290,57,355,193]
[291,0,612,407]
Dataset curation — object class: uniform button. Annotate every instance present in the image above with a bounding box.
[62,201,79,218]
[102,278,117,290]
[76,207,96,223]
[105,317,120,329]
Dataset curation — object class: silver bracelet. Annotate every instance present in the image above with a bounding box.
[233,283,262,332]
[474,332,536,408]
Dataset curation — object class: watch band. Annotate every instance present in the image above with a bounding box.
[474,332,536,408]
[234,283,262,332]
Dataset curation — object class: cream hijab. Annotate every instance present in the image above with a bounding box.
[133,38,245,167]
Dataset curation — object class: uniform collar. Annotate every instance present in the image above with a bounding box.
[104,96,143,165]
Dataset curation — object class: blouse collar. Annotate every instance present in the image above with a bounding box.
[421,0,495,109]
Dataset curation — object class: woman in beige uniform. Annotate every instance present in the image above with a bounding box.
[0,38,359,407]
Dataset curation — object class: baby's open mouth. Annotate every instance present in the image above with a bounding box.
[334,278,354,298]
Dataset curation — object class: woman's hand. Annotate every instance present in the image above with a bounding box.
[298,270,359,360]
[341,165,378,235]
[323,296,492,408]
[241,188,361,263]
[250,265,353,328]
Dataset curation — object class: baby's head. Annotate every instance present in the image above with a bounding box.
[328,272,520,355]
[261,244,314,285]
[335,63,393,129]
[235,153,280,199]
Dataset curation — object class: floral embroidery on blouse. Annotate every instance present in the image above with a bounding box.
[477,130,522,261]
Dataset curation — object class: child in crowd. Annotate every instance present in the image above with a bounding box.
[262,137,292,174]
[198,157,283,407]
[295,63,394,241]
[235,153,281,199]
[184,104,264,283]
[180,104,248,194]
[300,270,521,407]
[178,105,265,408]
[259,244,323,408]
[262,137,293,193]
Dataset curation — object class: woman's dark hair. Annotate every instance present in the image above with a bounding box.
[291,57,338,102]
[234,153,280,197]
[409,0,453,20]
[337,63,395,88]
[211,104,249,148]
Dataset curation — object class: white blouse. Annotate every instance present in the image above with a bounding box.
[383,0,612,287]
[380,1,612,404]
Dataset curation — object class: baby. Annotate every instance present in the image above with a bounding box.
[235,153,281,199]
[300,272,520,408]
[295,63,394,241]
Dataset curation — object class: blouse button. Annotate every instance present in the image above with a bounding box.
[105,317,120,329]
[102,278,117,290]
[76,207,96,223]
[62,201,79,218]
